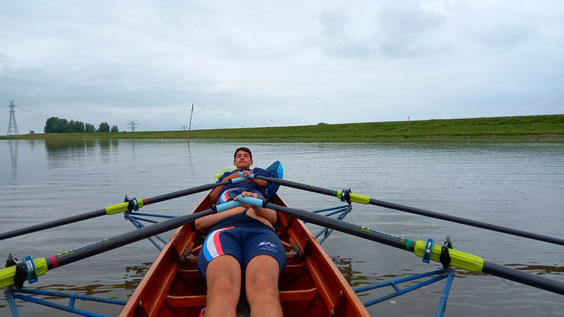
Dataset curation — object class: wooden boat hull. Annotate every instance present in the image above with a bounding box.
[121,194,369,316]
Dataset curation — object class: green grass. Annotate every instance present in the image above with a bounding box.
[3,114,564,142]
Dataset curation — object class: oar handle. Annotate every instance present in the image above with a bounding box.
[237,196,265,207]
[214,201,241,212]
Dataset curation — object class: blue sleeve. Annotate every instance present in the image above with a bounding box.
[252,167,268,177]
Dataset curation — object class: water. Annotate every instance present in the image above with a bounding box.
[1,139,563,316]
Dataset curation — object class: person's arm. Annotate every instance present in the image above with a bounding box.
[195,206,245,232]
[251,205,277,225]
[237,192,277,225]
[208,171,248,204]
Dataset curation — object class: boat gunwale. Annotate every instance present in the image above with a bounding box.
[121,192,369,316]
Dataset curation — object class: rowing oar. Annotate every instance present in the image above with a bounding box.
[237,196,564,295]
[0,200,244,289]
[0,181,231,241]
[254,175,564,247]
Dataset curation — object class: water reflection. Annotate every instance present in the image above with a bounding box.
[44,139,119,167]
[505,264,564,275]
[8,140,18,179]
[332,256,371,287]
[9,262,150,299]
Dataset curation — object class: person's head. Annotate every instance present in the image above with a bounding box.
[234,147,253,169]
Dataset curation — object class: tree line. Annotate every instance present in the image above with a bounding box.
[44,117,119,133]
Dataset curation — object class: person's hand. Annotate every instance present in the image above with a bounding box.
[237,191,258,208]
[240,191,258,198]
[240,170,254,182]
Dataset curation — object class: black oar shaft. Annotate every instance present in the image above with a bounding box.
[0,209,107,241]
[0,181,228,241]
[265,202,564,296]
[483,261,564,295]
[264,203,411,251]
[366,197,564,246]
[257,175,564,247]
[143,181,229,205]
[48,209,213,269]
[256,176,336,196]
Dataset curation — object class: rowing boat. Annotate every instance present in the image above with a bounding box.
[120,193,370,316]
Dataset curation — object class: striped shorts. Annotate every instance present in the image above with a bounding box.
[197,225,286,280]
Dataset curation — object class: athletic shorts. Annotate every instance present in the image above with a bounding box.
[197,225,287,280]
[217,188,265,204]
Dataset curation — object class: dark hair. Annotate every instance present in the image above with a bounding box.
[234,147,252,159]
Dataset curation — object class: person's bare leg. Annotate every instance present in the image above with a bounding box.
[245,255,282,317]
[204,255,241,317]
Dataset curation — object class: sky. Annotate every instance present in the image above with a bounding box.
[1,0,563,133]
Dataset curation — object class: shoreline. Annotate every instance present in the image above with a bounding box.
[2,114,563,143]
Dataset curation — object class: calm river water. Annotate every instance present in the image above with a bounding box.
[1,139,563,316]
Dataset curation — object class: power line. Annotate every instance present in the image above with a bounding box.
[126,120,139,132]
[7,100,19,136]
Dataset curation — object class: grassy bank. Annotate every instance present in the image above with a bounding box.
[3,114,564,142]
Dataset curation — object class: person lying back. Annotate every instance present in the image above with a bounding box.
[196,147,286,317]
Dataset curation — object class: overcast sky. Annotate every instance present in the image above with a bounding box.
[1,1,563,133]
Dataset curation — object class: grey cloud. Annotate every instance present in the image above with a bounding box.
[1,1,563,132]
[374,2,447,58]
[317,1,447,59]
[468,20,538,48]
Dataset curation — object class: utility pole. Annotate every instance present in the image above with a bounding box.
[127,120,139,132]
[7,100,19,136]
[408,116,411,139]
[187,103,194,142]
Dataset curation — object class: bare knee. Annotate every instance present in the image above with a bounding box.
[208,274,240,296]
[205,256,241,305]
[245,257,280,300]
[247,270,278,292]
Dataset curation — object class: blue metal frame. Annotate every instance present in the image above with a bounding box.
[353,268,455,316]
[310,204,352,244]
[436,268,455,317]
[124,211,176,251]
[4,288,126,317]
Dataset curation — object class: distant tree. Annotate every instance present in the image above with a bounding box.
[45,117,92,133]
[98,122,110,132]
[85,123,96,133]
[68,120,75,132]
[111,125,119,132]
[44,117,70,133]
[68,120,85,133]
[73,120,85,132]
[44,117,57,133]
